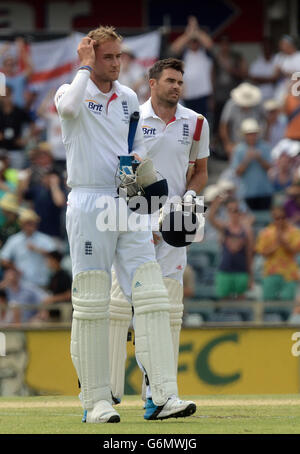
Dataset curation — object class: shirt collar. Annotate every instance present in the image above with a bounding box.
[87,78,122,97]
[142,98,189,120]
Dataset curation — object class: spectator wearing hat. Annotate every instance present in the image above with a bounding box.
[256,205,300,302]
[208,195,254,299]
[231,118,273,211]
[170,16,214,118]
[0,193,20,246]
[263,99,287,149]
[219,82,265,157]
[0,209,55,288]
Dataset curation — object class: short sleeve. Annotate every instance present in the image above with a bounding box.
[196,117,210,160]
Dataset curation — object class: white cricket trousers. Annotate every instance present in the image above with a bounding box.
[66,187,156,297]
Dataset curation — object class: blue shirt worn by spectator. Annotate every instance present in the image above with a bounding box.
[231,140,273,199]
[6,74,27,108]
[7,280,47,322]
[0,231,56,287]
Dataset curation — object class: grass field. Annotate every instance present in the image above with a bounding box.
[0,394,300,434]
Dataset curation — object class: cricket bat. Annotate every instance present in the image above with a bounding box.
[128,111,140,154]
[186,114,204,186]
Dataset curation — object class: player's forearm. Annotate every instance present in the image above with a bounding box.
[56,69,90,119]
[170,33,190,55]
[186,168,208,194]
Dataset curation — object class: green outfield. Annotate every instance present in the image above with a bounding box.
[0,394,300,434]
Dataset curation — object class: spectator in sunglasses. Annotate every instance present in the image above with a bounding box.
[208,196,254,299]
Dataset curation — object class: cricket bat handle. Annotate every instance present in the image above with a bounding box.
[186,115,204,186]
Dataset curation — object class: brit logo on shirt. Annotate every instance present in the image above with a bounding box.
[142,125,156,136]
[86,100,103,115]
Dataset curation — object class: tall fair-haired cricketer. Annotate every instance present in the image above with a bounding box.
[55,26,197,423]
[109,58,209,418]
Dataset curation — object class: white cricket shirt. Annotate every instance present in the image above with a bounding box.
[140,98,210,199]
[55,69,146,189]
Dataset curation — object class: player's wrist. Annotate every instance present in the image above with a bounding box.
[79,62,94,72]
[184,189,197,199]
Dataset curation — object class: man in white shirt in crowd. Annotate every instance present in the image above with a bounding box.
[170,16,214,118]
[55,26,196,424]
[249,38,277,101]
[109,58,209,419]
[273,35,300,102]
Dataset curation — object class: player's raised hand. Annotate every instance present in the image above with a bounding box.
[77,37,96,68]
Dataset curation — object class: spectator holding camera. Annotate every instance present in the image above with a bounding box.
[231,118,273,210]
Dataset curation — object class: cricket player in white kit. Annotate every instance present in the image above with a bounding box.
[55,27,196,423]
[109,58,209,419]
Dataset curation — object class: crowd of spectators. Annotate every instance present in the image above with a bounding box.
[0,21,300,325]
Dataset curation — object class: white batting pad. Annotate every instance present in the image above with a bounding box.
[163,278,184,373]
[132,262,178,406]
[109,271,132,400]
[71,270,111,410]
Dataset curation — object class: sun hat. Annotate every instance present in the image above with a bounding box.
[231,82,262,108]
